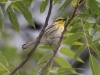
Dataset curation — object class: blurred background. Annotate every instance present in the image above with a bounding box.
[0,0,92,75]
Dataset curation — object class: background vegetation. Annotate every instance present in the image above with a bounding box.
[0,0,100,75]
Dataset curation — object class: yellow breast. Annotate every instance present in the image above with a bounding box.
[58,22,64,31]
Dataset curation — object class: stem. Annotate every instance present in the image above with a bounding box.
[81,19,91,53]
[37,1,81,75]
[0,63,10,73]
[9,0,53,75]
[47,60,53,75]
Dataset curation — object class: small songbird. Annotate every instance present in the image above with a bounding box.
[22,18,66,50]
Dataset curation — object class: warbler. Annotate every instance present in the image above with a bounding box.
[22,18,66,50]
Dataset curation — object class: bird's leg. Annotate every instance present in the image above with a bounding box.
[47,42,56,53]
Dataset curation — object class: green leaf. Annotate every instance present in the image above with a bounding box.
[37,53,52,65]
[96,24,100,31]
[58,68,85,75]
[92,31,100,41]
[86,0,100,17]
[88,28,95,36]
[86,35,93,44]
[89,54,100,75]
[58,68,73,75]
[7,6,19,32]
[67,26,72,31]
[5,1,12,10]
[87,17,96,23]
[39,45,56,50]
[89,44,100,58]
[74,44,86,62]
[7,63,19,75]
[59,0,72,11]
[21,0,33,6]
[54,56,70,68]
[0,53,10,74]
[84,22,93,30]
[0,53,7,63]
[0,7,4,32]
[12,3,20,11]
[70,17,79,26]
[71,22,81,30]
[71,0,77,6]
[54,56,76,73]
[40,0,49,13]
[78,13,89,21]
[63,32,83,45]
[54,0,59,4]
[13,1,35,27]
[72,42,83,45]
[60,47,84,63]
[2,72,8,75]
[0,53,19,75]
[65,33,74,37]
[50,67,58,74]
[58,68,85,72]
[0,70,7,75]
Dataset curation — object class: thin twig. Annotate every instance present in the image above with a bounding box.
[9,0,53,75]
[79,0,85,6]
[47,60,53,75]
[37,1,81,75]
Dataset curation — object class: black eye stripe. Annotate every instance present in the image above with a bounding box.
[58,19,63,20]
[54,19,64,22]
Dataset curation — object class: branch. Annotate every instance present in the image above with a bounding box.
[9,0,53,75]
[37,1,81,75]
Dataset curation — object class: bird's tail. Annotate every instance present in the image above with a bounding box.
[22,40,35,50]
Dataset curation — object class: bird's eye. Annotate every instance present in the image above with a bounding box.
[54,18,64,22]
[58,19,62,21]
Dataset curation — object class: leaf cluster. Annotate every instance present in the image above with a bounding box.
[0,0,35,32]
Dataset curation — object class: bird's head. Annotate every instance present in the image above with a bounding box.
[52,18,66,26]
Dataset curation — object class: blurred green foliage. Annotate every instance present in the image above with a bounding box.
[0,0,100,75]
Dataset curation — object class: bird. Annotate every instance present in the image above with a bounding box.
[22,18,66,50]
